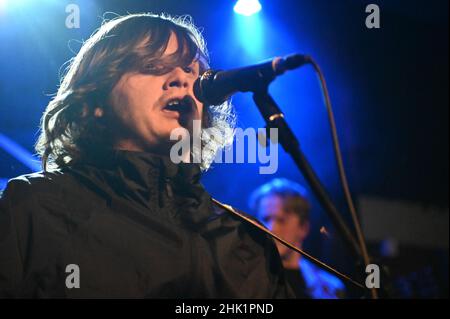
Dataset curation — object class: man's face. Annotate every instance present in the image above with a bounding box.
[257,195,309,259]
[108,33,204,153]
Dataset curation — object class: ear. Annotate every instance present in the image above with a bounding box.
[94,107,104,118]
[80,104,104,118]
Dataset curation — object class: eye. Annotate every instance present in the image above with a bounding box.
[141,63,170,75]
[183,66,194,74]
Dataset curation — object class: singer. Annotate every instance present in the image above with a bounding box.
[0,13,294,298]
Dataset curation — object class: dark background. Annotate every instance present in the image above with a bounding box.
[0,0,448,298]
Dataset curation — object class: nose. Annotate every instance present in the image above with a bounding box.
[163,67,192,90]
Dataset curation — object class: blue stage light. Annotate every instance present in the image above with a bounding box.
[234,0,262,16]
[0,0,7,13]
[0,178,7,191]
[0,132,41,172]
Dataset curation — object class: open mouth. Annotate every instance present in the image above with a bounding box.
[162,96,195,116]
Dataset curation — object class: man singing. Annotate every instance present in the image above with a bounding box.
[0,13,294,298]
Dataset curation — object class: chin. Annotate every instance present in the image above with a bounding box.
[169,123,188,135]
[156,125,187,144]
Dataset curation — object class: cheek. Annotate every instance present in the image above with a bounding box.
[110,78,159,124]
[109,88,132,123]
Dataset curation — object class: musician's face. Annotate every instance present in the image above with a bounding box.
[109,33,204,154]
[257,195,310,261]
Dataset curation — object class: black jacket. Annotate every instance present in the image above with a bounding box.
[0,150,294,298]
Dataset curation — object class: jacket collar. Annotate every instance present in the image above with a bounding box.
[72,149,212,228]
[82,149,201,184]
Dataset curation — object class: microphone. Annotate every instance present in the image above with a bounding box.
[194,53,310,105]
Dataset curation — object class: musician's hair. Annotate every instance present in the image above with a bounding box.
[36,13,235,171]
[249,178,310,224]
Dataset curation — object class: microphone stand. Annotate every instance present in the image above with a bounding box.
[197,54,378,298]
[252,88,362,261]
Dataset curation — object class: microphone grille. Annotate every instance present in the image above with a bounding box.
[194,69,218,105]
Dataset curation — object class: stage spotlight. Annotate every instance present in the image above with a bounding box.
[0,0,6,12]
[234,0,262,16]
[0,0,35,12]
